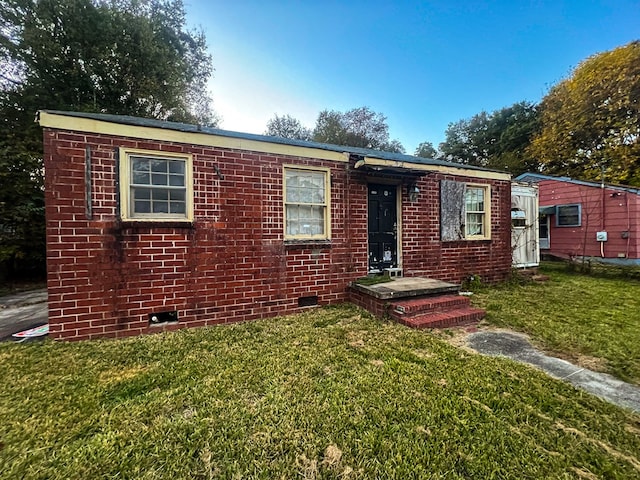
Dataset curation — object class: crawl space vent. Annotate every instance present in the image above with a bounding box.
[148,310,178,325]
[298,295,318,307]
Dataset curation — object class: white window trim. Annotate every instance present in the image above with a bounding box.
[539,214,550,249]
[119,147,194,222]
[556,204,581,227]
[283,165,331,240]
[464,183,491,240]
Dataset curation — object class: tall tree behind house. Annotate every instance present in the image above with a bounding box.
[0,0,216,279]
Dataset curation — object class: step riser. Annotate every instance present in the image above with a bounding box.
[389,293,484,329]
[399,309,485,329]
[391,295,470,318]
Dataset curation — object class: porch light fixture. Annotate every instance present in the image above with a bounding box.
[408,184,420,202]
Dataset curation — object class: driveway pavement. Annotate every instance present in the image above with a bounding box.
[0,288,48,341]
[467,330,640,413]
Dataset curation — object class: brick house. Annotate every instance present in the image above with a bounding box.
[39,110,512,340]
[516,173,640,265]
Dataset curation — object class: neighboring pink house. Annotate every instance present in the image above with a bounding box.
[516,173,640,265]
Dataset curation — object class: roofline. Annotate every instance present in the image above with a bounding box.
[37,110,511,181]
[356,157,511,181]
[37,110,350,163]
[515,172,640,195]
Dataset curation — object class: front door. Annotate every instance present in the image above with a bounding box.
[368,184,398,273]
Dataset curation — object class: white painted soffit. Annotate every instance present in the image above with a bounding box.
[355,156,511,181]
[37,110,350,163]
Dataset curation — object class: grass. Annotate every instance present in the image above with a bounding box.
[1,304,639,479]
[353,273,392,286]
[471,261,640,385]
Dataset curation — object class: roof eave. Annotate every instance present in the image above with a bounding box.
[37,110,510,181]
[355,156,511,181]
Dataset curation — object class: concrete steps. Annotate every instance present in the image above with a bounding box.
[390,294,485,329]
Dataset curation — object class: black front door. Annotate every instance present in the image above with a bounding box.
[368,184,398,273]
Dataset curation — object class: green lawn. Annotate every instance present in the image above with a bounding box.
[472,262,640,385]
[1,304,639,479]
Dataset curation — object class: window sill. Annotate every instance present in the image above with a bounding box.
[119,220,194,229]
[442,237,492,243]
[284,239,332,249]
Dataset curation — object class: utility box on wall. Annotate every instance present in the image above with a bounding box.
[596,231,608,242]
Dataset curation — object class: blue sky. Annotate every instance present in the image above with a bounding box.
[185,0,639,153]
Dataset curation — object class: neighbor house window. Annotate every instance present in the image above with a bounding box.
[119,148,193,221]
[284,166,330,240]
[441,180,491,241]
[556,204,581,227]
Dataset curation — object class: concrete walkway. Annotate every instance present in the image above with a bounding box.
[0,288,48,340]
[467,330,640,413]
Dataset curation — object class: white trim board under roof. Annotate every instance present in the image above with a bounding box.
[38,110,510,180]
[354,157,510,181]
[38,110,349,163]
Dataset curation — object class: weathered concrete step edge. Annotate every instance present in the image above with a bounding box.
[391,294,470,317]
[397,308,485,329]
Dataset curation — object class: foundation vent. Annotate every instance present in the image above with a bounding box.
[298,295,318,307]
[148,310,178,325]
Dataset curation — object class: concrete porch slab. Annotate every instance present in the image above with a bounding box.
[349,277,459,300]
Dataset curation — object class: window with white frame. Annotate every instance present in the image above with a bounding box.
[441,180,491,241]
[119,148,193,221]
[556,204,581,227]
[465,186,488,237]
[284,166,330,239]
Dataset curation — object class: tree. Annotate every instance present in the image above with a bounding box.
[530,41,640,185]
[0,0,216,280]
[440,112,490,166]
[439,102,540,175]
[1,0,216,124]
[312,106,405,153]
[264,114,312,140]
[385,139,405,154]
[414,141,437,158]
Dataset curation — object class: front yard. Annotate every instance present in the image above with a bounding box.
[1,302,639,479]
[472,262,640,385]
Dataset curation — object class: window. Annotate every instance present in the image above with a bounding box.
[119,148,193,221]
[441,180,491,241]
[556,204,581,227]
[465,186,488,237]
[284,166,330,240]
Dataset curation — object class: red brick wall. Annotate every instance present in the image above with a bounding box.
[348,289,390,319]
[400,174,512,285]
[44,128,511,340]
